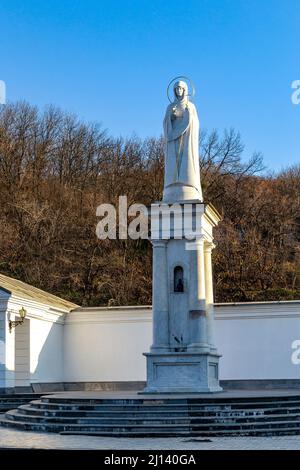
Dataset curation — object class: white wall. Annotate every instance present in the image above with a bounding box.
[0,290,14,389]
[2,293,65,387]
[29,316,64,383]
[64,307,152,382]
[3,295,300,386]
[215,302,300,380]
[64,302,300,383]
[0,302,7,389]
[15,318,30,387]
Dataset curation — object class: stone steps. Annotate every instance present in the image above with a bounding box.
[25,399,279,410]
[2,416,300,436]
[0,394,42,412]
[16,403,300,418]
[1,394,300,436]
[4,409,190,425]
[6,408,300,425]
[39,395,300,404]
[17,404,190,417]
[59,428,300,437]
[31,398,300,410]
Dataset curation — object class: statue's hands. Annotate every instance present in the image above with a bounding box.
[171,106,178,118]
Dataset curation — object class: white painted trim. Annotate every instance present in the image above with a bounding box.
[65,309,152,325]
[22,310,65,325]
[215,300,300,306]
[74,300,300,311]
[65,303,300,324]
[214,312,300,320]
[214,302,300,320]
[72,305,152,312]
[6,297,65,325]
[9,294,70,314]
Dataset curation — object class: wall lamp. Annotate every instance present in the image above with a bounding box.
[9,307,27,333]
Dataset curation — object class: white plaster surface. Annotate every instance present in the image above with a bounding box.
[63,302,300,383]
[0,288,66,388]
[2,290,300,385]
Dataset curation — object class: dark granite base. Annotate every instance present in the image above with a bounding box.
[2,379,300,394]
[220,379,300,390]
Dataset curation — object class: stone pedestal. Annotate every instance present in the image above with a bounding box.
[142,201,222,394]
[143,352,222,393]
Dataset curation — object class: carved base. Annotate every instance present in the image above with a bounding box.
[141,352,222,394]
[162,182,203,204]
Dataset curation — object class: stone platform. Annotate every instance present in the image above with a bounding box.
[143,351,222,393]
[1,390,300,437]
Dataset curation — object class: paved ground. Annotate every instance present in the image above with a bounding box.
[0,424,300,449]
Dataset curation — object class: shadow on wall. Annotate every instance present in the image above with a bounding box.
[1,305,65,393]
[29,318,64,390]
[0,297,8,392]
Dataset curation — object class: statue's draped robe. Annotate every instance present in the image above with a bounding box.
[163,100,202,201]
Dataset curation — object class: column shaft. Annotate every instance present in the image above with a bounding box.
[204,242,217,351]
[188,238,209,352]
[151,240,169,352]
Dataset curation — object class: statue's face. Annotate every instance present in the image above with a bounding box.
[175,85,185,98]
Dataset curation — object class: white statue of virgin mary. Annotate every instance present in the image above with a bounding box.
[163,80,203,202]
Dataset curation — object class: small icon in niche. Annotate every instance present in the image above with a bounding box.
[174,265,184,292]
[175,278,184,292]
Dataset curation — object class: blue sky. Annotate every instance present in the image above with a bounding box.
[0,0,299,172]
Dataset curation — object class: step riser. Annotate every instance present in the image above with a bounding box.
[18,404,300,417]
[2,419,300,437]
[19,410,293,418]
[10,411,300,425]
[33,403,300,412]
[18,410,189,418]
[3,420,300,433]
[5,410,300,428]
[0,395,42,410]
[0,403,31,408]
[36,405,191,412]
[37,397,300,406]
[6,415,191,426]
[0,400,42,411]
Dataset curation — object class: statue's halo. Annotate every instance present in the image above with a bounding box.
[167,76,196,103]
